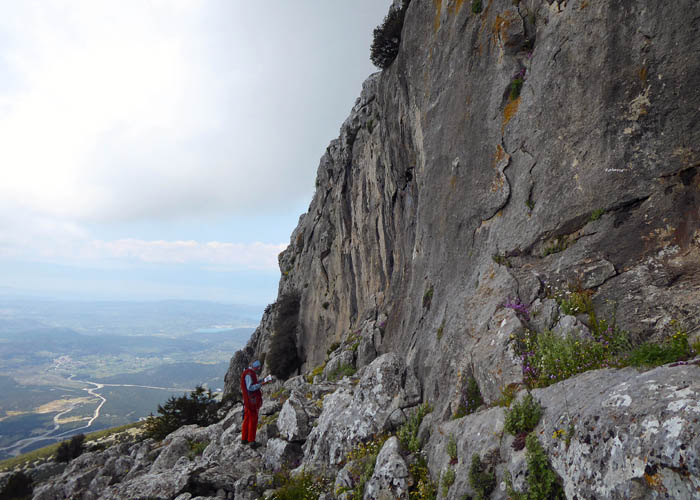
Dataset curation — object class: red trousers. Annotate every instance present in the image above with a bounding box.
[241,405,259,443]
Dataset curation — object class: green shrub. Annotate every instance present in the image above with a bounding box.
[268,290,303,379]
[519,324,629,388]
[143,385,220,441]
[441,467,455,497]
[523,434,565,499]
[504,393,542,436]
[397,402,433,453]
[408,454,437,500]
[472,0,483,14]
[590,208,605,221]
[463,375,484,414]
[343,435,389,500]
[494,383,520,407]
[187,439,209,460]
[437,319,445,340]
[56,434,85,463]
[370,1,411,69]
[307,362,326,383]
[446,434,458,463]
[492,253,511,267]
[469,453,496,500]
[510,77,524,100]
[327,363,356,381]
[558,289,594,316]
[542,235,569,256]
[326,342,340,355]
[270,469,331,500]
[0,470,33,500]
[422,285,434,310]
[627,329,694,368]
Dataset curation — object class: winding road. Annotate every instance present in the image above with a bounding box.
[0,378,191,457]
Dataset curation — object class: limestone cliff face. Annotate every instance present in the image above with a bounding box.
[228,0,699,406]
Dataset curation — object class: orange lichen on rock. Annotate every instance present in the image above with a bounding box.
[448,0,465,16]
[434,0,443,32]
[502,96,521,131]
[491,13,513,44]
[493,144,506,169]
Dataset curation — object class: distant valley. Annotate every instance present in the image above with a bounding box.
[0,298,258,459]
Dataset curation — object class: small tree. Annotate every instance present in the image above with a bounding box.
[143,385,220,441]
[0,470,33,500]
[370,1,411,69]
[56,434,85,463]
[267,290,302,379]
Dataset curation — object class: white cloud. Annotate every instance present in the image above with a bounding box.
[0,1,391,224]
[91,239,286,270]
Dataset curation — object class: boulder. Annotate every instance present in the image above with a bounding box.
[263,438,304,472]
[303,353,407,466]
[277,390,310,442]
[363,437,410,500]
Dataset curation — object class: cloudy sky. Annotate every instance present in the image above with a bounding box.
[0,0,392,306]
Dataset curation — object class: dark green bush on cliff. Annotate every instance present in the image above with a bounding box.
[268,290,302,379]
[0,470,33,500]
[143,385,220,441]
[56,434,85,463]
[370,1,411,69]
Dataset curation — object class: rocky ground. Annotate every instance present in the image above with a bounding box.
[4,342,699,499]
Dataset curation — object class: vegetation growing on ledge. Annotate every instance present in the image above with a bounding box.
[453,374,484,418]
[504,393,543,436]
[469,453,497,500]
[370,1,411,69]
[143,385,219,441]
[506,434,566,500]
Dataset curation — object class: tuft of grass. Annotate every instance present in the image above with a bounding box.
[343,435,389,500]
[441,467,455,497]
[437,319,445,340]
[626,329,695,368]
[492,253,511,267]
[494,383,520,408]
[504,393,543,436]
[557,289,594,316]
[270,469,331,500]
[327,363,356,382]
[542,235,569,256]
[510,77,524,101]
[397,402,433,453]
[508,434,565,500]
[307,362,327,383]
[187,439,209,460]
[454,375,484,418]
[408,453,437,500]
[590,208,605,221]
[423,285,434,310]
[446,435,458,463]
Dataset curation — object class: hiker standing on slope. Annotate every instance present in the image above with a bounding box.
[240,360,271,447]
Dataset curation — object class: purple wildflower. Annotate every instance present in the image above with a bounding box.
[503,298,531,321]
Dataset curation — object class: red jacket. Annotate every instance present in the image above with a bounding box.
[241,367,262,410]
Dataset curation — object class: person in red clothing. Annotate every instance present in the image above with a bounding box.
[240,360,270,447]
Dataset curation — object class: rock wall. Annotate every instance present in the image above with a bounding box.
[227,0,699,409]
